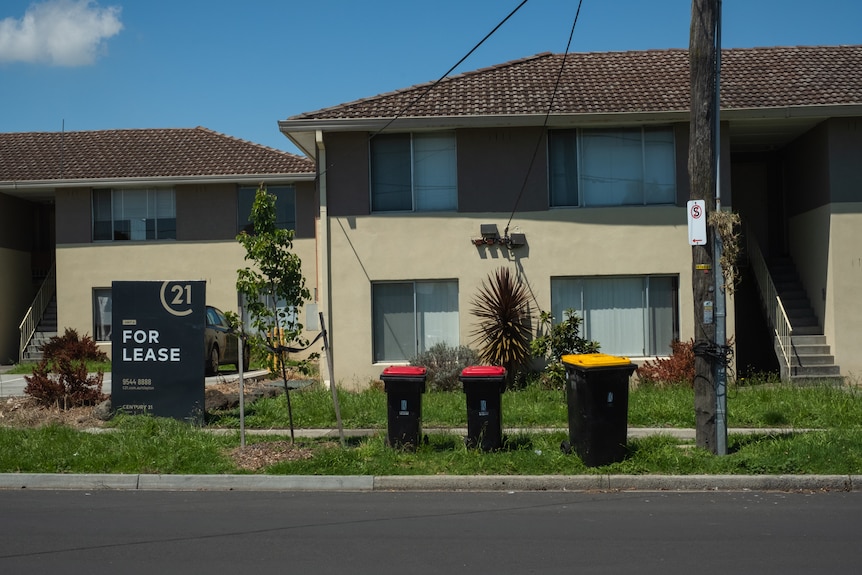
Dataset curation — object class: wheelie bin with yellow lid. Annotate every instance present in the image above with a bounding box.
[561,353,637,466]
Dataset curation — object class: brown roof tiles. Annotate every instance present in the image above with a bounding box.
[287,45,862,121]
[0,126,314,183]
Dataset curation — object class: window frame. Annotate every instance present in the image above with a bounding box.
[548,126,677,208]
[93,288,112,342]
[92,188,176,242]
[237,184,297,235]
[369,131,458,213]
[371,279,459,363]
[550,275,679,357]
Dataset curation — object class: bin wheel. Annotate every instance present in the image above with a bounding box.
[560,440,573,455]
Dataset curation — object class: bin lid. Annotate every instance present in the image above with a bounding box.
[561,353,633,368]
[460,365,506,377]
[381,365,427,377]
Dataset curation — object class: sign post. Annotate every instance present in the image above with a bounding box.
[111,280,206,423]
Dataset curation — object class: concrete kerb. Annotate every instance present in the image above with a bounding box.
[1,474,858,493]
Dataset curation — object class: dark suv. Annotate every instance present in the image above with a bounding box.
[205,305,250,376]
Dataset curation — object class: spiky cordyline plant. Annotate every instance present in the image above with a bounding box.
[470,267,533,379]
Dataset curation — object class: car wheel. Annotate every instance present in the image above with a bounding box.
[206,346,219,376]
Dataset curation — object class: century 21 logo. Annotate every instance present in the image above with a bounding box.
[159,281,194,317]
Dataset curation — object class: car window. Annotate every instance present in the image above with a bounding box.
[206,307,221,328]
[214,309,228,327]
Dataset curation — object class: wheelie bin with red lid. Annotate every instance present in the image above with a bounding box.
[459,365,507,451]
[561,353,636,466]
[380,365,427,449]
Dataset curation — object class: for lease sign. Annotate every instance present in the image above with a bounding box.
[111,281,205,423]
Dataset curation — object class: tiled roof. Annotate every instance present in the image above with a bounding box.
[0,127,314,183]
[287,45,862,121]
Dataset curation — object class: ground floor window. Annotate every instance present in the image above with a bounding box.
[93,288,112,342]
[551,275,678,357]
[372,280,459,362]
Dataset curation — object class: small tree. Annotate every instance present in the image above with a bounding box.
[236,184,314,441]
[469,267,533,386]
[531,309,600,389]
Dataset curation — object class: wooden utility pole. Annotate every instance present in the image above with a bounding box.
[689,0,718,452]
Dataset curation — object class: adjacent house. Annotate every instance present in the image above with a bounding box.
[278,45,862,387]
[0,127,316,365]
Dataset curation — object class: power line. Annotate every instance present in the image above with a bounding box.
[369,0,531,141]
[504,0,584,237]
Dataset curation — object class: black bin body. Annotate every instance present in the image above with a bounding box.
[562,354,636,467]
[459,366,507,451]
[380,366,427,448]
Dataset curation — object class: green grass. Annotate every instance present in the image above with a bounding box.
[4,379,862,476]
[207,380,862,430]
[4,424,862,476]
[1,415,238,474]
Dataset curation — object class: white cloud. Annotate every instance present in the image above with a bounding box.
[0,0,123,66]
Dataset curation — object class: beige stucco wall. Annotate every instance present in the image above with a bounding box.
[789,203,862,379]
[825,203,862,379]
[0,248,35,363]
[323,206,727,389]
[55,238,318,359]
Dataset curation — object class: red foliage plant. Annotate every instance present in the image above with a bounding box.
[24,328,107,409]
[636,339,696,388]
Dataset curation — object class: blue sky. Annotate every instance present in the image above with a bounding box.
[1,0,860,155]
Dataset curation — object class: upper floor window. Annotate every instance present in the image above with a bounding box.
[237,185,296,234]
[92,188,176,241]
[370,132,457,212]
[549,127,676,207]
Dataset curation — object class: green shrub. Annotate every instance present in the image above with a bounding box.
[530,309,599,389]
[410,343,480,392]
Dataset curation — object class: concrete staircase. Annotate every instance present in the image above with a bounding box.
[21,297,57,362]
[769,257,842,384]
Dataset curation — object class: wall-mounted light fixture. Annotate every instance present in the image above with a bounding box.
[471,224,526,249]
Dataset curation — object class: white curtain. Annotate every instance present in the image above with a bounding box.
[373,283,416,362]
[579,128,676,207]
[552,276,676,357]
[581,129,643,207]
[416,281,459,352]
[373,281,459,361]
[643,129,677,204]
[413,133,457,211]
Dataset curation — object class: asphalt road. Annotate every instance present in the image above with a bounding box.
[1,490,860,574]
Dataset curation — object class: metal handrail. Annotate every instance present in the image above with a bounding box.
[18,263,56,363]
[746,230,793,375]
